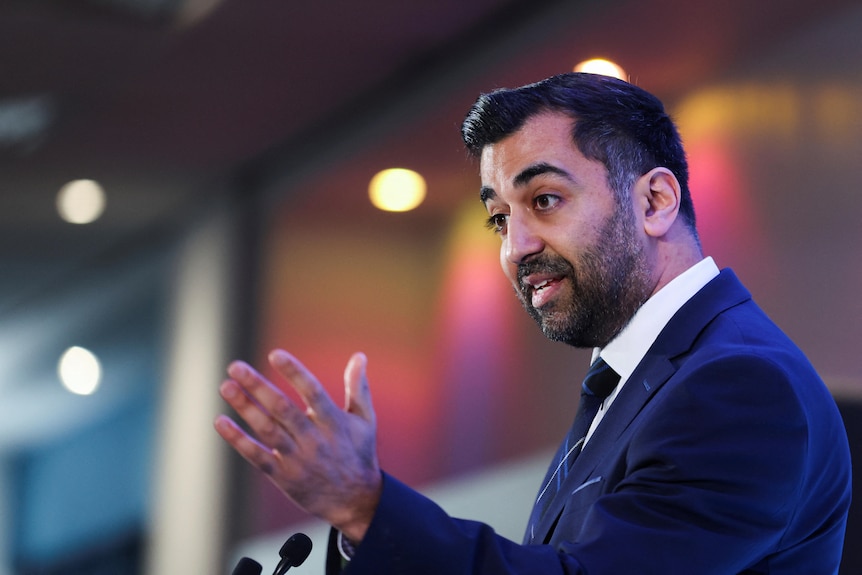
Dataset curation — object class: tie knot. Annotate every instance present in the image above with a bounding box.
[582,358,620,399]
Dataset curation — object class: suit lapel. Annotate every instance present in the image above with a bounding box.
[531,269,752,544]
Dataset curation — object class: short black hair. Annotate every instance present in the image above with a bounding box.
[461,72,696,232]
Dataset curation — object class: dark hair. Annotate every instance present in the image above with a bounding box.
[461,72,697,232]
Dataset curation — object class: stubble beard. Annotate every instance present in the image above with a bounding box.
[515,205,654,348]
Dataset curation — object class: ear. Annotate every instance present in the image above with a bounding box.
[635,167,681,238]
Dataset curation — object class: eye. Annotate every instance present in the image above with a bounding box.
[485,213,508,234]
[534,194,560,211]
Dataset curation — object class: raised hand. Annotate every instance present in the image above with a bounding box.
[214,349,382,542]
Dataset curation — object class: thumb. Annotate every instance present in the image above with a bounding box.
[344,352,375,423]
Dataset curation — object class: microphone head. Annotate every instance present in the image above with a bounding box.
[278,532,313,567]
[231,557,262,575]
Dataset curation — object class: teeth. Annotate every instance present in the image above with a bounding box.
[534,279,550,289]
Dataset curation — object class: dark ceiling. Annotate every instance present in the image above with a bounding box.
[0,0,857,354]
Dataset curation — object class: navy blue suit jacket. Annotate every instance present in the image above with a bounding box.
[331,270,852,574]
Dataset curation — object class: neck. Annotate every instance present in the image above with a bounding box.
[649,229,703,297]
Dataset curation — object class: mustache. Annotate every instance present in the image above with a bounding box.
[516,254,574,286]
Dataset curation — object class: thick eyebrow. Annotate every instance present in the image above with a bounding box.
[480,162,574,205]
[480,186,496,204]
[513,162,574,187]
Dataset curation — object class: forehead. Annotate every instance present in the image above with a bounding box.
[479,112,601,191]
[480,113,581,173]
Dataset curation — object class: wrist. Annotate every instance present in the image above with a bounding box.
[333,471,382,543]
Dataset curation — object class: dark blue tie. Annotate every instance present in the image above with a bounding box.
[527,358,621,539]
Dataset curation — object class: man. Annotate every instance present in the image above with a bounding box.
[215,73,852,574]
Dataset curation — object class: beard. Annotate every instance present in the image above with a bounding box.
[514,204,654,348]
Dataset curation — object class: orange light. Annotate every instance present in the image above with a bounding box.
[368,168,426,212]
[573,58,627,81]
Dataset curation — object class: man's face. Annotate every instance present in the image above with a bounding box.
[479,112,654,348]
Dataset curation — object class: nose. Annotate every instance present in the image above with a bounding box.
[504,213,544,265]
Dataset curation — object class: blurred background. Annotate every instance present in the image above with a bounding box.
[0,0,860,573]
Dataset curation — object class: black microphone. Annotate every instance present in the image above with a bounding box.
[232,557,262,575]
[272,532,313,575]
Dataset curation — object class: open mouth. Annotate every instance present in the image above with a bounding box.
[517,256,573,310]
[525,276,564,308]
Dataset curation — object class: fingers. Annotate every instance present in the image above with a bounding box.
[213,414,286,477]
[344,352,375,424]
[268,349,340,425]
[218,349,375,450]
[220,362,305,453]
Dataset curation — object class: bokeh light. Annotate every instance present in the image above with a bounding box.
[368,168,426,212]
[573,58,627,81]
[58,346,102,395]
[56,179,107,224]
